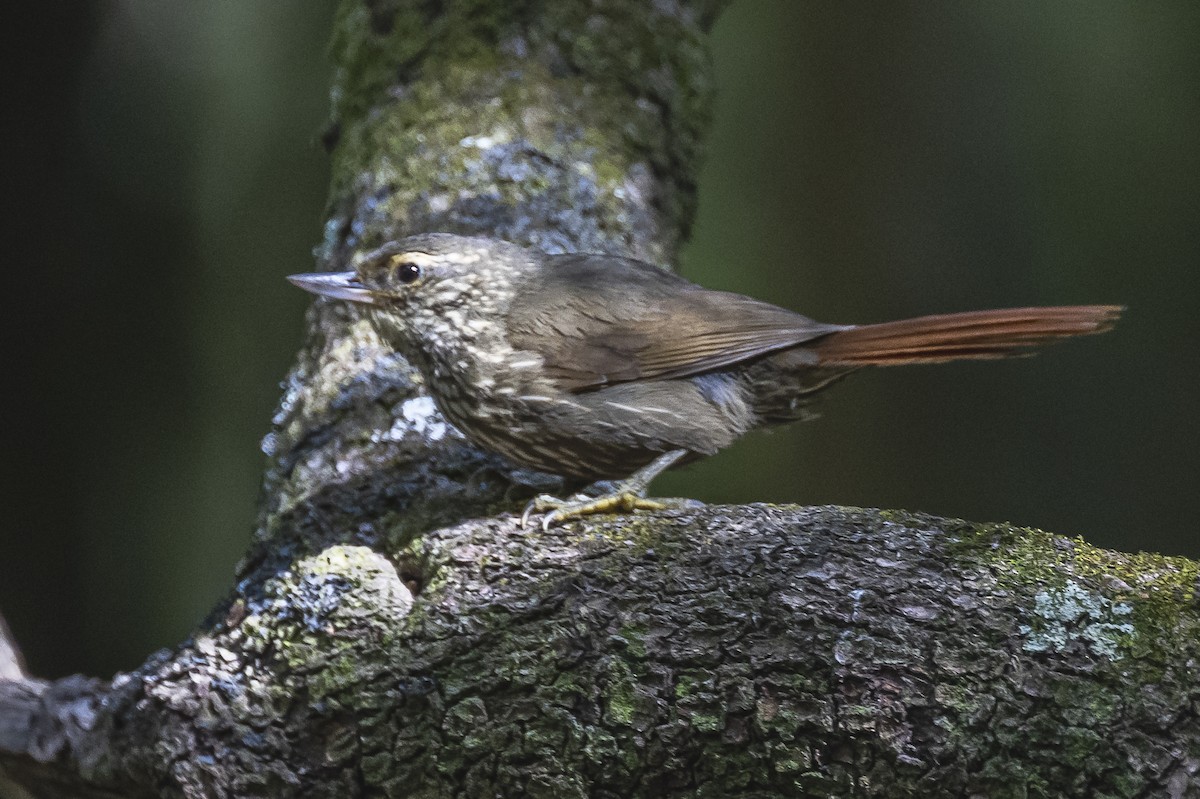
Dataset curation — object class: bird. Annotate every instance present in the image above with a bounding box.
[289,233,1121,529]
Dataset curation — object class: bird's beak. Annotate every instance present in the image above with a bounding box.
[287,271,378,305]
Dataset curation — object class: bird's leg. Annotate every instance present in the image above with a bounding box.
[520,449,693,531]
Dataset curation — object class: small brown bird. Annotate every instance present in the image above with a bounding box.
[290,233,1121,528]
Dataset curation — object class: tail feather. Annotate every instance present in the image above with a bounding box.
[813,305,1123,366]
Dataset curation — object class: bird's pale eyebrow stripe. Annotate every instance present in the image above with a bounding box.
[390,252,441,269]
[398,249,483,265]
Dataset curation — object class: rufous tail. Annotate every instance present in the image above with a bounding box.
[813,305,1123,366]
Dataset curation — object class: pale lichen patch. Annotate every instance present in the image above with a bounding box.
[281,545,414,636]
[1019,579,1135,659]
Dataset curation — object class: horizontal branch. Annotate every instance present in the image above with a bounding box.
[3,504,1198,797]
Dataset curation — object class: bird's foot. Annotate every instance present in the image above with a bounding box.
[519,449,694,531]
[520,491,683,531]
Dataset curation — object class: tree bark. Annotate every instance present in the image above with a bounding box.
[3,2,1198,797]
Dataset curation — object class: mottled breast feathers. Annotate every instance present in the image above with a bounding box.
[503,254,849,393]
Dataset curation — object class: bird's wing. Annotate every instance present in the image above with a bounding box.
[503,254,848,392]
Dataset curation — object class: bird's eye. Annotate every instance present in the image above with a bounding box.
[397,262,421,284]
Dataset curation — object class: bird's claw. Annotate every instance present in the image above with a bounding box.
[518,450,692,531]
[519,494,557,530]
[520,491,670,531]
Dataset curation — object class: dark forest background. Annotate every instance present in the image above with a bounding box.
[3,2,1197,679]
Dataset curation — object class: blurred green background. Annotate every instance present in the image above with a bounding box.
[3,2,1197,679]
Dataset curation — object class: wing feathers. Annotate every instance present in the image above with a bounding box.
[504,256,844,392]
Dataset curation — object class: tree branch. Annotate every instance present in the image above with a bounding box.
[0,614,24,683]
[3,2,1198,797]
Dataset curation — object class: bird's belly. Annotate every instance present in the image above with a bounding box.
[435,390,654,480]
[430,374,754,481]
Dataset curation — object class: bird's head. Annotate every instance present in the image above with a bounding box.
[289,233,533,351]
